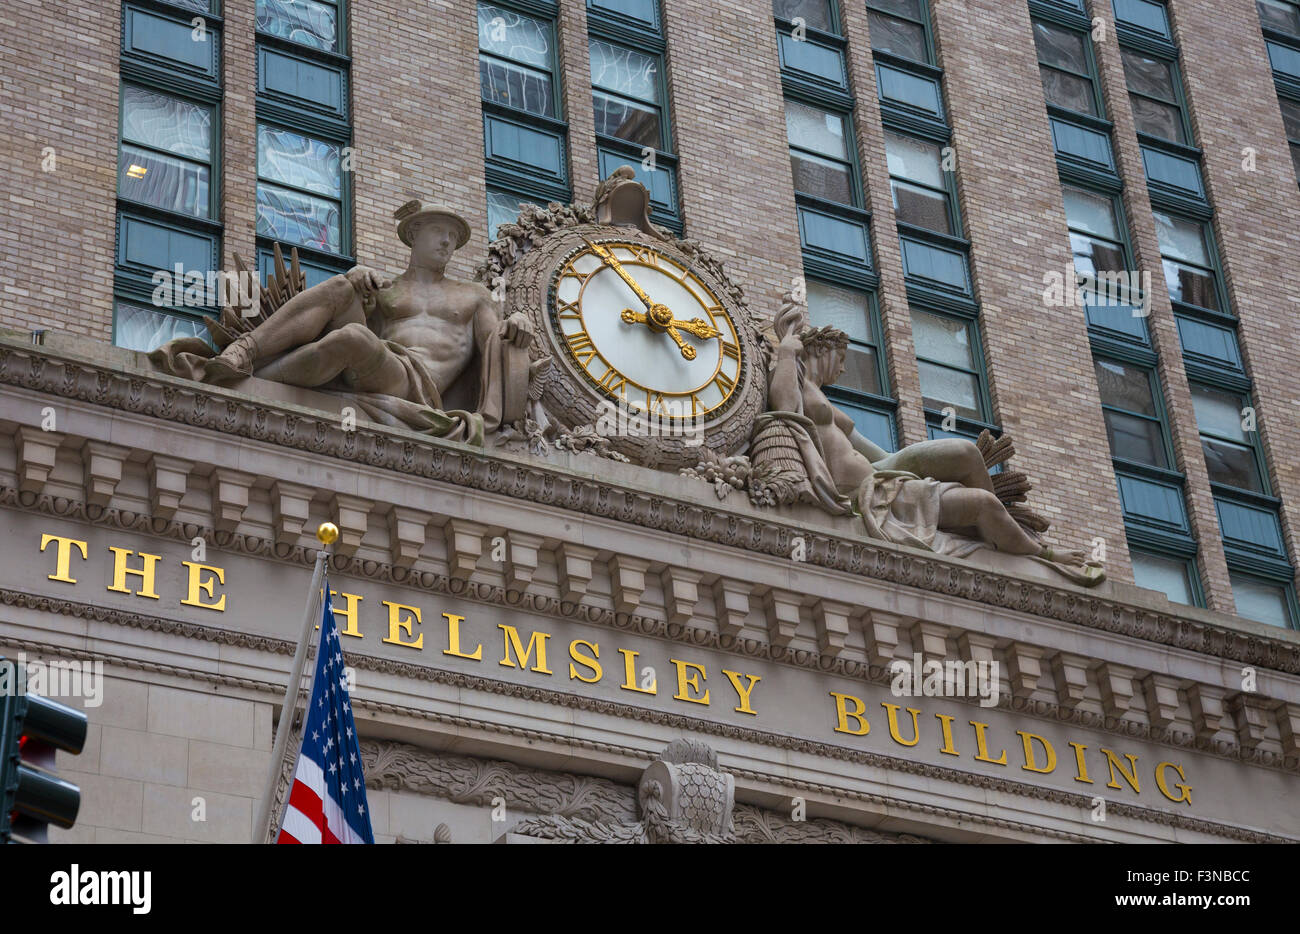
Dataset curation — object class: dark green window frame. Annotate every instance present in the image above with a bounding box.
[1093,355,1175,471]
[911,305,992,426]
[587,0,680,232]
[884,128,959,237]
[1119,45,1193,147]
[114,0,225,352]
[1279,95,1300,183]
[478,1,563,120]
[257,0,344,54]
[1111,0,1171,42]
[1151,208,1228,316]
[786,95,863,209]
[1032,16,1105,119]
[1228,568,1299,630]
[1189,381,1269,496]
[866,0,936,68]
[1259,0,1300,91]
[774,0,839,34]
[1129,545,1204,607]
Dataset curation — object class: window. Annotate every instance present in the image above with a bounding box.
[479,3,559,119]
[588,0,678,229]
[1033,20,1099,116]
[1152,211,1222,312]
[884,131,953,234]
[256,124,344,254]
[590,38,664,149]
[773,0,834,31]
[1189,384,1265,494]
[911,310,986,420]
[1259,0,1300,36]
[1120,48,1187,144]
[1231,571,1296,628]
[1112,0,1170,39]
[808,280,883,395]
[1280,97,1300,180]
[1062,185,1137,305]
[118,86,214,220]
[1131,550,1197,605]
[257,0,341,52]
[867,0,930,64]
[487,187,542,239]
[115,0,223,352]
[1094,358,1169,468]
[786,100,856,205]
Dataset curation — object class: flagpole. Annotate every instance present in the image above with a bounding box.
[253,522,338,843]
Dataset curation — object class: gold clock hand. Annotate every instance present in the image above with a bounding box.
[664,324,697,361]
[583,237,655,311]
[619,309,697,360]
[620,310,720,341]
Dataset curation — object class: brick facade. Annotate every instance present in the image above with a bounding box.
[1,0,1298,608]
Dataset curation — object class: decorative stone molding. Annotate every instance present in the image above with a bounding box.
[813,599,852,658]
[5,625,1296,842]
[1188,684,1228,744]
[210,468,255,533]
[1095,662,1137,720]
[1051,653,1090,711]
[270,480,313,546]
[661,567,702,627]
[443,518,485,581]
[387,506,430,569]
[147,454,192,519]
[1227,694,1270,751]
[1006,643,1044,699]
[2,487,1300,782]
[712,578,750,639]
[556,542,599,604]
[910,620,950,662]
[1,341,1298,684]
[608,555,651,615]
[15,425,63,494]
[761,588,801,649]
[505,531,543,591]
[864,610,905,668]
[1276,703,1300,758]
[80,440,128,507]
[331,493,371,557]
[1143,675,1182,731]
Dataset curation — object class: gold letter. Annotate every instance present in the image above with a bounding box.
[40,534,87,583]
[499,624,551,674]
[969,721,1008,765]
[569,639,601,683]
[670,659,709,705]
[381,601,423,649]
[830,692,870,735]
[1068,741,1094,784]
[443,613,482,660]
[180,561,226,611]
[882,703,922,746]
[1017,730,1056,774]
[1101,748,1140,793]
[331,591,363,638]
[1154,761,1191,805]
[106,547,161,600]
[935,713,959,756]
[618,649,656,694]
[721,669,761,715]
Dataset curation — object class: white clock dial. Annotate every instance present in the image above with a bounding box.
[552,242,743,419]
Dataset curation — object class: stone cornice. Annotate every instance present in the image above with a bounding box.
[1,336,1296,680]
[1,606,1296,843]
[3,487,1299,773]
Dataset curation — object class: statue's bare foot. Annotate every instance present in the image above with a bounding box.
[1039,545,1094,567]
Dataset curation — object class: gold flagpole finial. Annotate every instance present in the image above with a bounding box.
[316,522,340,546]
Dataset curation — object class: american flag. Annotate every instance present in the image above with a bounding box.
[277,587,373,844]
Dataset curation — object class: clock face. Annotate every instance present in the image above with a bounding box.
[550,240,744,420]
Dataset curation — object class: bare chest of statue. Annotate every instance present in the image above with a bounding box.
[373,277,476,366]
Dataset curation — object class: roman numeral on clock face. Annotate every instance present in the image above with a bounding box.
[567,331,597,365]
[713,371,736,395]
[556,299,581,320]
[597,368,627,396]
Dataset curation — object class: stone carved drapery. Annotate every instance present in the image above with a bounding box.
[361,738,930,844]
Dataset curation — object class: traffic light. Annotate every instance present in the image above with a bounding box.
[0,657,88,843]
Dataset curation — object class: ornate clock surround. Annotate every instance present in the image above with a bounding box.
[502,222,766,470]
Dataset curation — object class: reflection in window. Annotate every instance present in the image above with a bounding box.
[1094,358,1168,468]
[257,0,339,52]
[1231,572,1295,627]
[1153,211,1221,311]
[1034,20,1098,115]
[786,99,854,205]
[1131,550,1195,605]
[479,3,555,117]
[912,309,983,420]
[257,124,343,253]
[114,301,213,353]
